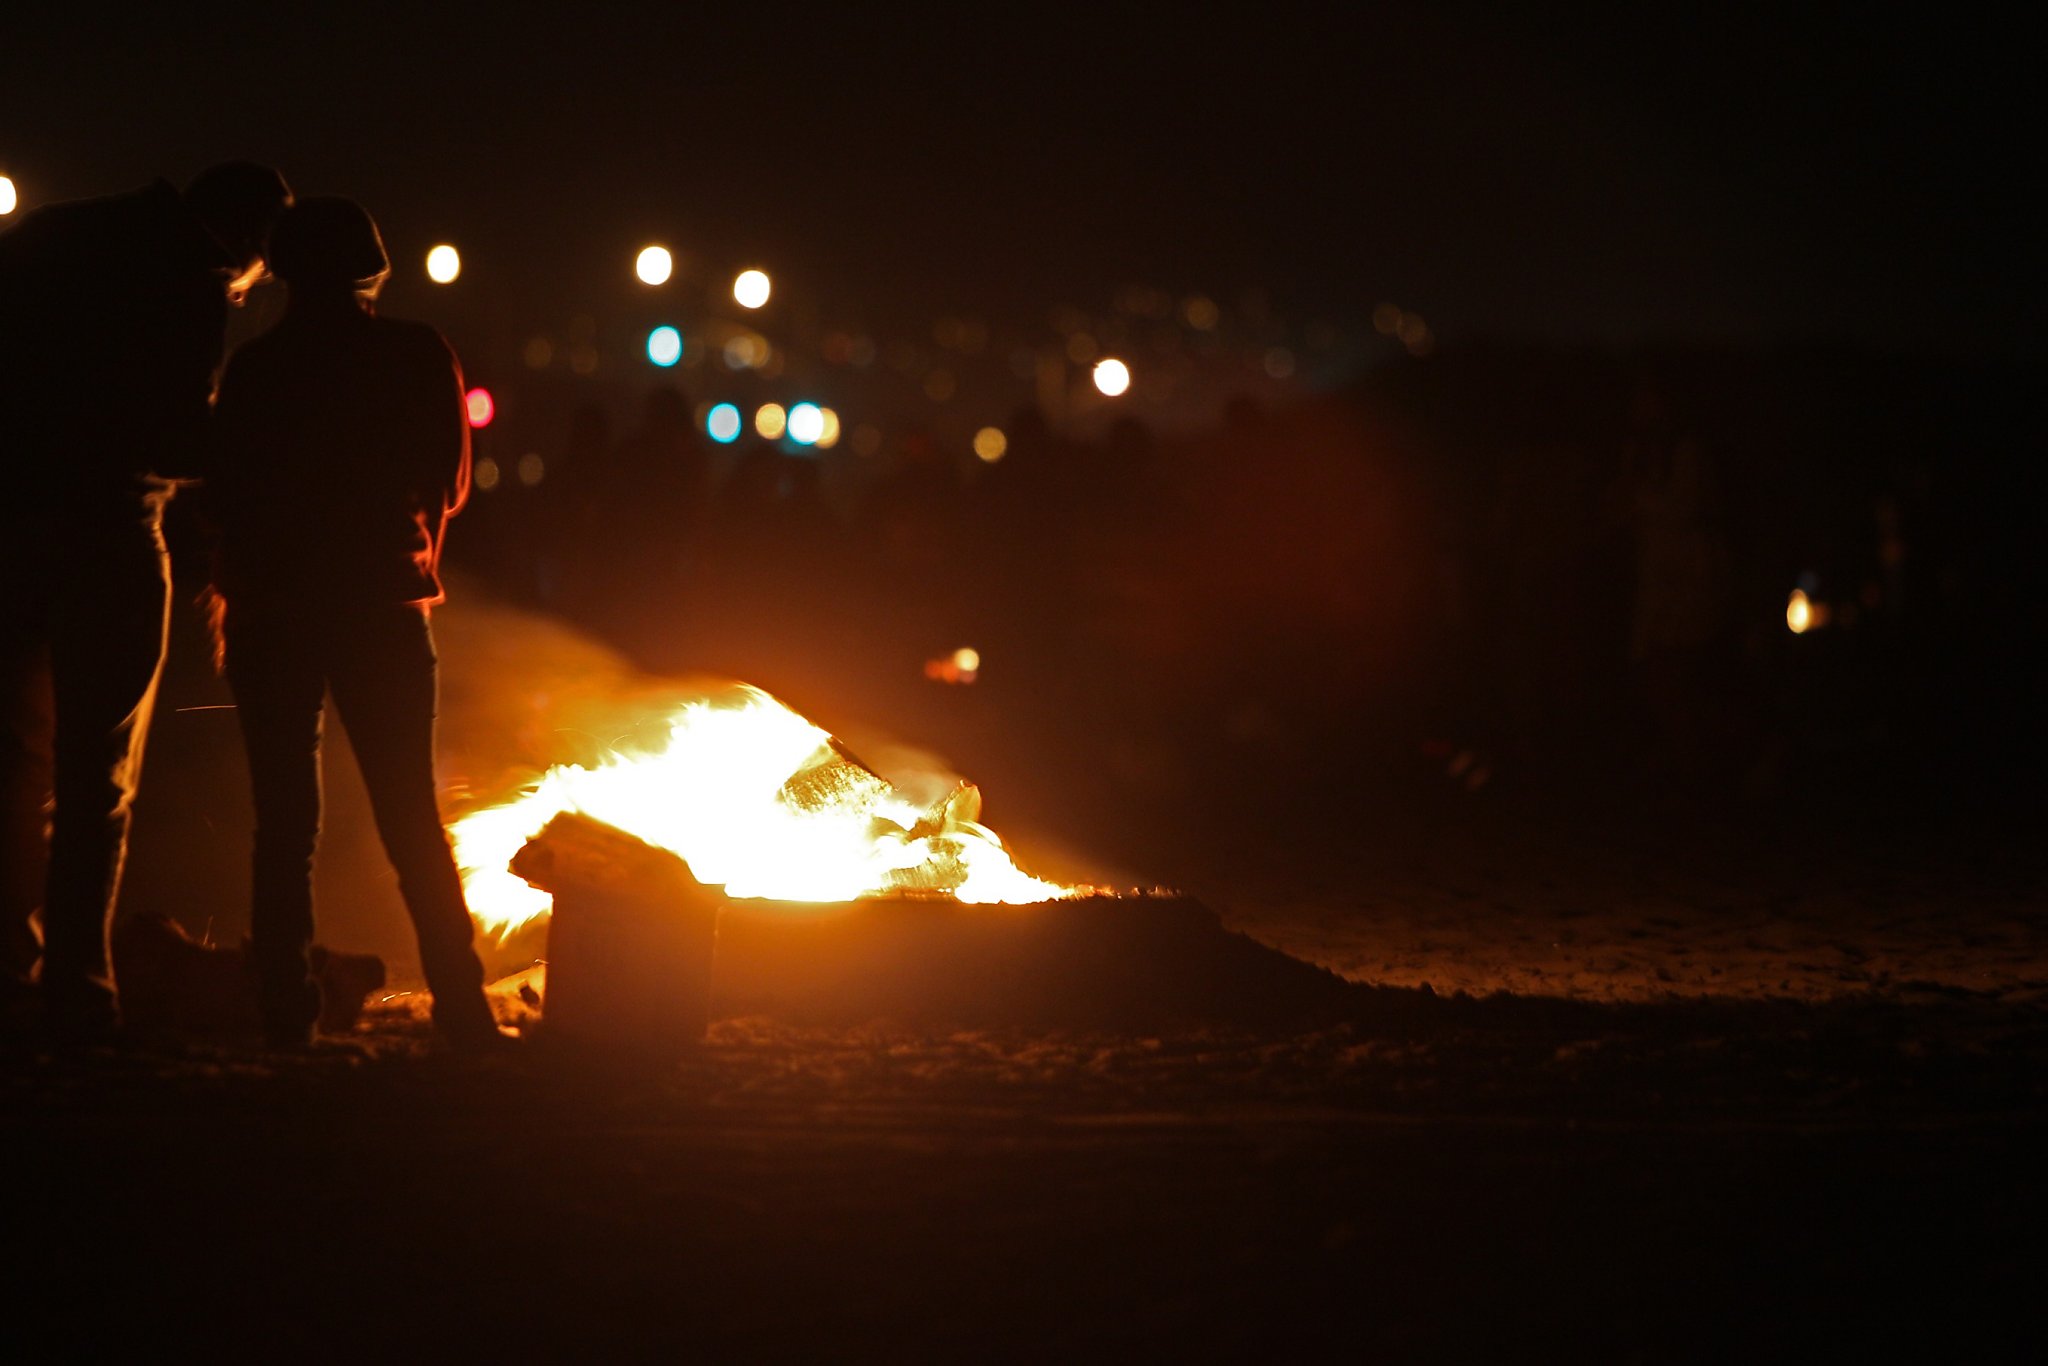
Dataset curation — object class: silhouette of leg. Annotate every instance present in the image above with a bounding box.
[40,547,170,1037]
[224,605,326,1043]
[326,606,493,1038]
[0,625,53,994]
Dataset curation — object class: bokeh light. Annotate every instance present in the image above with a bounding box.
[1092,357,1131,396]
[706,403,742,444]
[635,245,673,286]
[523,336,554,369]
[722,333,769,371]
[816,408,842,449]
[1181,294,1218,330]
[755,403,787,440]
[646,325,683,367]
[473,457,500,490]
[1787,589,1815,634]
[973,426,1008,463]
[517,453,545,487]
[786,402,824,445]
[924,646,982,684]
[426,244,461,284]
[733,268,772,309]
[0,176,16,215]
[464,387,494,427]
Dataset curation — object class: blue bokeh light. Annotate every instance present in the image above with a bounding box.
[706,402,742,444]
[646,325,683,367]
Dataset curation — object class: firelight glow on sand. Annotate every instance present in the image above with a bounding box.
[450,686,1071,937]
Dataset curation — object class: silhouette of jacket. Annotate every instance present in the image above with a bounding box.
[1,180,236,1035]
[209,303,469,605]
[0,180,231,527]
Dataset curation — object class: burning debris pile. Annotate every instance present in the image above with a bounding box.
[451,685,1072,940]
[452,683,1363,1035]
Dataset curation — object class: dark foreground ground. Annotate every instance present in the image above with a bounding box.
[6,859,2045,1363]
[10,588,2047,1360]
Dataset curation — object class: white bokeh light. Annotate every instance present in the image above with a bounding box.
[636,245,673,285]
[733,268,772,309]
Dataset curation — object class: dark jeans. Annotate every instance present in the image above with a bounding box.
[222,599,490,1038]
[1,523,171,1029]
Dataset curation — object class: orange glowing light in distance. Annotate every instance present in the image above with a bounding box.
[755,403,786,440]
[733,268,771,309]
[426,244,461,283]
[465,388,495,428]
[448,685,1072,936]
[923,648,981,685]
[1786,589,1827,634]
[1092,357,1131,396]
[973,427,1007,463]
[815,408,842,449]
[0,176,17,215]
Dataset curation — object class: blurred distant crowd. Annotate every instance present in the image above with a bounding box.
[256,343,2036,827]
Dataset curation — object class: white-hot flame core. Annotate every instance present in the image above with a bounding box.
[451,686,1071,936]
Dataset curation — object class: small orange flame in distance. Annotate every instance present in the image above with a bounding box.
[1786,589,1815,634]
[923,647,979,684]
[451,686,1071,937]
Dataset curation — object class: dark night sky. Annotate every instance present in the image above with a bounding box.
[2,4,2034,356]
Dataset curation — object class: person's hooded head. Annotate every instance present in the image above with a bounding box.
[265,196,391,303]
[183,161,292,280]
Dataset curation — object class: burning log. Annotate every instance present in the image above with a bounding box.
[509,812,721,1049]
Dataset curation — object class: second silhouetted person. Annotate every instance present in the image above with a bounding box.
[205,196,506,1050]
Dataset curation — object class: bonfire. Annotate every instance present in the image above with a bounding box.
[451,685,1074,939]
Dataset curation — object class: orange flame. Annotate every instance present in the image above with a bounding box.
[451,686,1071,937]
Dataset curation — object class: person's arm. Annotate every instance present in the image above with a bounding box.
[440,337,473,523]
[407,327,472,574]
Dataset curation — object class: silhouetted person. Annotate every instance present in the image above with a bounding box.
[205,198,503,1049]
[0,162,291,1043]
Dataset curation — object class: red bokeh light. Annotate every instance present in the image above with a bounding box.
[465,387,495,428]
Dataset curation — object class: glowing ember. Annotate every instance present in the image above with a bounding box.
[452,686,1070,937]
